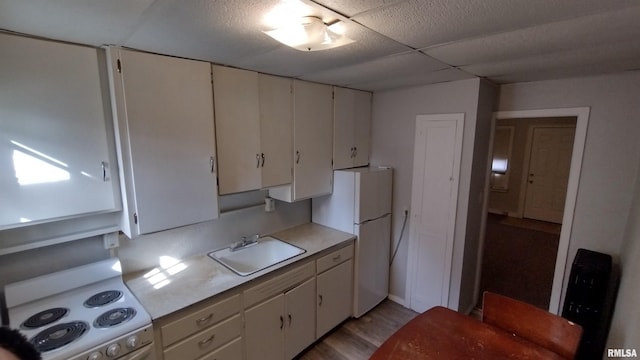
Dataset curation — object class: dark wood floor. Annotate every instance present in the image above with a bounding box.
[296,300,418,360]
[479,214,561,310]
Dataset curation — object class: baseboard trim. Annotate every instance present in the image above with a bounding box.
[387,294,407,307]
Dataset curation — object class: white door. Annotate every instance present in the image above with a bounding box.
[212,65,261,194]
[292,80,333,200]
[524,126,575,223]
[317,259,353,337]
[114,49,219,236]
[284,278,316,359]
[245,294,284,360]
[333,87,357,170]
[258,74,293,188]
[0,33,118,228]
[407,114,464,312]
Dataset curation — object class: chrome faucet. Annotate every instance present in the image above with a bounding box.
[230,234,259,251]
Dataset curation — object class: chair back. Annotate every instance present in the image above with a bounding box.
[482,291,582,359]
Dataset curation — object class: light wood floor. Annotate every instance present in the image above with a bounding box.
[296,300,418,360]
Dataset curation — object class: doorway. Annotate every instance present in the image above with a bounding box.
[478,108,589,314]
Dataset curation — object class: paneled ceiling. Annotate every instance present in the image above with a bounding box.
[1,0,639,91]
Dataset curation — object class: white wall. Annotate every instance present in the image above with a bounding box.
[370,78,485,310]
[497,71,640,309]
[117,200,309,273]
[607,157,640,349]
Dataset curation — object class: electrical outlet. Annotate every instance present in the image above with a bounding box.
[103,232,119,249]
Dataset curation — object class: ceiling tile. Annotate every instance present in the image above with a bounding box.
[351,0,640,49]
[123,0,287,64]
[300,52,452,88]
[424,5,640,66]
[489,65,640,84]
[314,0,407,17]
[350,68,475,91]
[0,0,155,46]
[461,40,640,80]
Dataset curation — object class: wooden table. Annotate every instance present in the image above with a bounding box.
[370,306,566,359]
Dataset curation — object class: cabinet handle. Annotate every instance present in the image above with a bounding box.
[196,313,213,325]
[295,151,300,164]
[350,147,355,158]
[261,153,265,167]
[256,153,261,168]
[101,161,108,182]
[280,315,284,329]
[198,334,215,347]
[210,156,216,173]
[332,254,341,262]
[288,314,292,327]
[354,147,358,158]
[318,294,323,306]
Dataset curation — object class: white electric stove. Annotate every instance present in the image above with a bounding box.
[5,258,154,360]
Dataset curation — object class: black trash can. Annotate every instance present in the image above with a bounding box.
[561,248,619,360]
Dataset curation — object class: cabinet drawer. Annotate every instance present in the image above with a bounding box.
[198,337,242,360]
[161,294,240,346]
[163,314,241,360]
[244,261,315,308]
[317,243,353,274]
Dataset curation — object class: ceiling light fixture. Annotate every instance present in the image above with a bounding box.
[264,16,355,51]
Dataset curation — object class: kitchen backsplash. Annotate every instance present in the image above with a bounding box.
[0,199,309,324]
[117,199,310,274]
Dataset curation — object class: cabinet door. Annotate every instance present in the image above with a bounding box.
[284,278,316,359]
[0,33,118,228]
[352,90,371,168]
[110,48,218,236]
[292,80,333,200]
[259,74,293,188]
[317,259,354,337]
[333,87,356,170]
[212,65,261,194]
[333,87,371,170]
[245,294,285,360]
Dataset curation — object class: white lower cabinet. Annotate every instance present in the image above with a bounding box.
[316,245,354,338]
[245,277,316,360]
[156,294,241,360]
[199,337,242,360]
[154,242,355,360]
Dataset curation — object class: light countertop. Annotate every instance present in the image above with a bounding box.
[124,223,355,320]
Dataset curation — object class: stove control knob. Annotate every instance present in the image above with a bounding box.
[88,352,103,360]
[106,343,121,357]
[126,335,139,349]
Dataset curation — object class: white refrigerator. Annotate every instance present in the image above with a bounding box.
[312,167,392,317]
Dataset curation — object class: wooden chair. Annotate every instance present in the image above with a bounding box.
[482,291,583,359]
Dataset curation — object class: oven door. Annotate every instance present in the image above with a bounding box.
[117,343,156,360]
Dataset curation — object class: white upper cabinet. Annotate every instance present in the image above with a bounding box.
[212,65,261,195]
[258,74,293,188]
[0,33,119,229]
[107,48,219,238]
[212,67,292,194]
[333,87,371,169]
[269,80,333,202]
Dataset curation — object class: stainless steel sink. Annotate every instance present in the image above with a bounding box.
[208,236,306,276]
